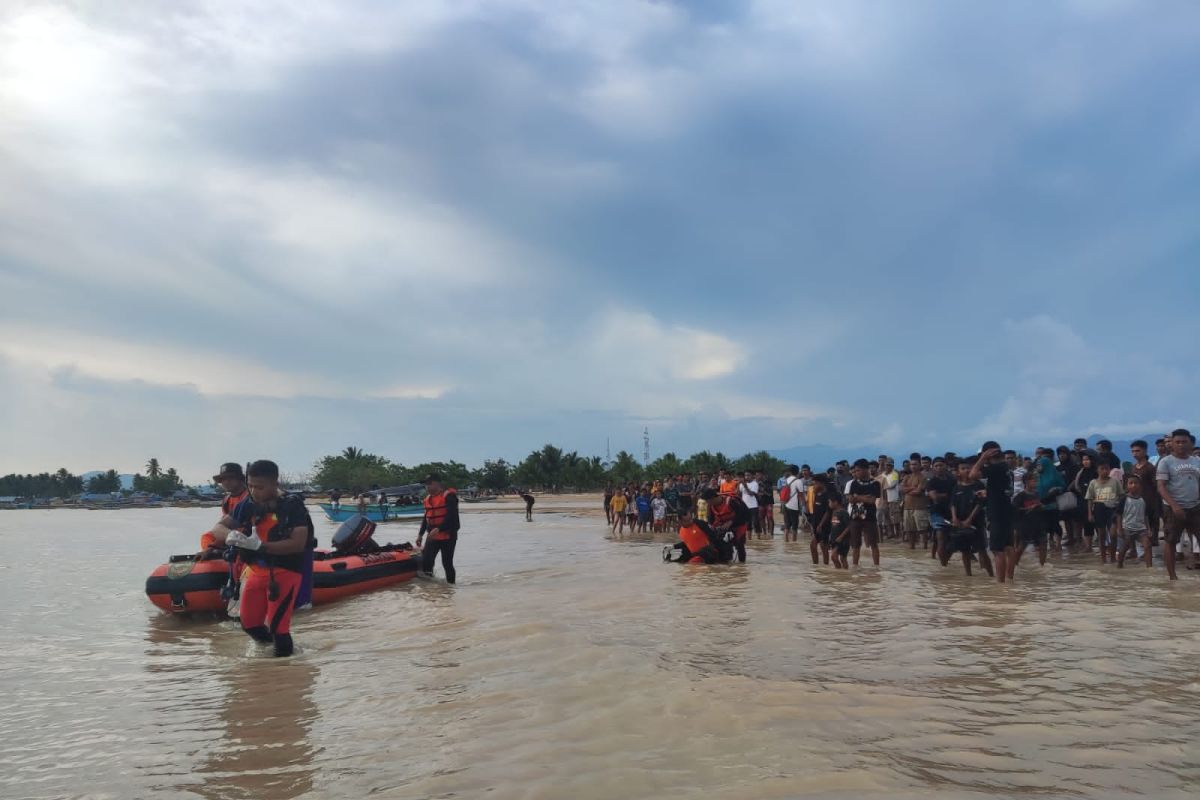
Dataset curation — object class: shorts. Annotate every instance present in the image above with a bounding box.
[887,501,902,525]
[783,507,801,529]
[811,522,830,544]
[638,511,650,523]
[1164,504,1200,544]
[903,508,931,533]
[759,505,772,519]
[987,514,1014,552]
[930,511,950,530]
[1121,528,1148,545]
[849,518,879,548]
[653,514,665,524]
[945,527,976,554]
[1093,504,1116,531]
[1020,524,1046,546]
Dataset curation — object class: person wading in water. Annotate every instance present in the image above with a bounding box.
[416,473,461,583]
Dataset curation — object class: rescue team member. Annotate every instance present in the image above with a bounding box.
[209,460,315,657]
[197,462,249,559]
[668,506,726,563]
[416,473,460,584]
[706,488,751,562]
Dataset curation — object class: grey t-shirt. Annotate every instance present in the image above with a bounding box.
[1120,495,1147,533]
[1156,455,1200,509]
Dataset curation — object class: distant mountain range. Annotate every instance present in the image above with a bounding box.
[771,434,1160,469]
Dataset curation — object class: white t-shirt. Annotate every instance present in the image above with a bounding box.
[784,477,803,511]
[882,470,900,503]
[740,480,759,509]
[651,497,667,519]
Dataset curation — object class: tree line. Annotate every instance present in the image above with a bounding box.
[0,458,186,498]
[312,445,792,493]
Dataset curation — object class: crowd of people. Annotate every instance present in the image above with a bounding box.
[612,430,1200,583]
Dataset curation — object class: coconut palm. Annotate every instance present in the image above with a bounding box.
[145,458,162,479]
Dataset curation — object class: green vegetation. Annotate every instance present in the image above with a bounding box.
[86,470,122,494]
[0,446,794,499]
[311,444,792,493]
[132,458,184,495]
[0,468,85,498]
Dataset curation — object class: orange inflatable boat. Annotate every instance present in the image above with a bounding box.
[146,516,421,614]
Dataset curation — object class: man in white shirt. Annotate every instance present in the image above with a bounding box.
[739,470,760,537]
[881,459,901,539]
[781,464,804,541]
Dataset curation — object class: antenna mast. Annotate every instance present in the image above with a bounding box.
[643,427,650,466]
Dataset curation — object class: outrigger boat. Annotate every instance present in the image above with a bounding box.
[316,483,426,523]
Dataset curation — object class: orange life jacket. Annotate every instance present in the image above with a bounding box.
[200,490,250,550]
[678,523,712,556]
[710,499,733,527]
[222,489,248,515]
[719,479,739,496]
[423,488,457,541]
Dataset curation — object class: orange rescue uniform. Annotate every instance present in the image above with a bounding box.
[200,490,249,550]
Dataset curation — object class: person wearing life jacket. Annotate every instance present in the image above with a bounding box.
[209,460,316,657]
[416,473,461,584]
[667,506,726,563]
[197,462,250,560]
[706,488,751,562]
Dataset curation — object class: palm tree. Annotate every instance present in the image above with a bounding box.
[342,447,364,462]
[145,458,162,479]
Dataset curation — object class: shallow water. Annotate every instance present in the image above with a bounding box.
[1,507,1199,799]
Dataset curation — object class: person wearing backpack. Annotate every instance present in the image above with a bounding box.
[780,464,803,541]
[209,459,317,657]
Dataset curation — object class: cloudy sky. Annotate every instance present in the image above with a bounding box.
[2,1,1198,481]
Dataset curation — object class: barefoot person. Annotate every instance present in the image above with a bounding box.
[520,489,535,521]
[1156,429,1200,581]
[846,459,881,566]
[970,443,1014,583]
[1117,476,1151,568]
[416,473,461,584]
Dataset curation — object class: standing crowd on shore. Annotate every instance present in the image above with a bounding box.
[610,431,1200,583]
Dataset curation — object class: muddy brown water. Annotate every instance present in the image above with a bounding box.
[1,507,1198,799]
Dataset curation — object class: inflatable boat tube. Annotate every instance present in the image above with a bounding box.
[146,544,421,614]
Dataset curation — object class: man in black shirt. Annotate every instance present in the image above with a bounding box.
[846,459,881,566]
[949,460,994,577]
[926,457,956,562]
[970,441,1016,583]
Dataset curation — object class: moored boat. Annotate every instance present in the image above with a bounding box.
[317,503,424,523]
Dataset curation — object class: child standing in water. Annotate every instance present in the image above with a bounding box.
[609,491,628,538]
[651,491,668,533]
[1116,475,1150,568]
[1086,462,1124,564]
[828,494,852,570]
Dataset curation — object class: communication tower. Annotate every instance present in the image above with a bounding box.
[643,427,650,466]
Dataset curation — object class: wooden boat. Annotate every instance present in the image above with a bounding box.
[317,503,424,523]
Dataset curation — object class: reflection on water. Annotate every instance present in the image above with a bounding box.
[0,508,1199,799]
[192,660,318,800]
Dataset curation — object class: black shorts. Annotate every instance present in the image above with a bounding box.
[988,513,1014,552]
[849,518,879,548]
[834,537,851,557]
[783,507,800,529]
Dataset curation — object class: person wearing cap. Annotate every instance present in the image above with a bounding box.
[208,460,316,657]
[197,462,249,560]
[416,473,461,583]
